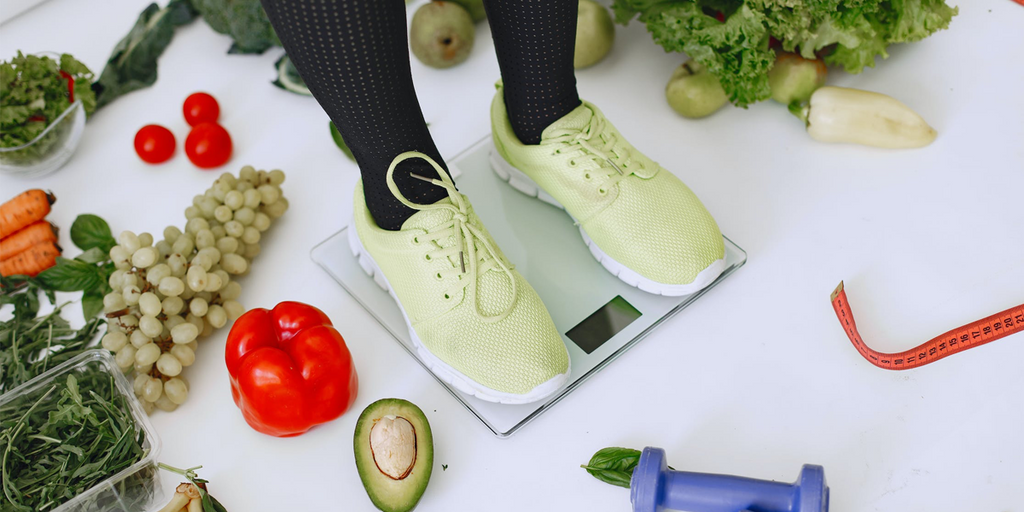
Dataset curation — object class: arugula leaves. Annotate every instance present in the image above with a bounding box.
[0,214,115,392]
[0,371,147,511]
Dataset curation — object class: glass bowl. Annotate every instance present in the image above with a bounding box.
[0,350,164,512]
[0,97,86,178]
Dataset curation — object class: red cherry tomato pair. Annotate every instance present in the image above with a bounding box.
[133,92,231,169]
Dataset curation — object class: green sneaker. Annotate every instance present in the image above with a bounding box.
[349,151,570,404]
[490,86,727,296]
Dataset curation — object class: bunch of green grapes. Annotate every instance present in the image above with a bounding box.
[100,166,288,414]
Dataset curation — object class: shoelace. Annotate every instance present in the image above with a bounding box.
[542,108,647,193]
[386,151,518,323]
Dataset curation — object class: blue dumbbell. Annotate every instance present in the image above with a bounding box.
[630,447,829,512]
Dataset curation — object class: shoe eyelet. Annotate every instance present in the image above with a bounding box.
[584,173,591,180]
[443,293,451,300]
[598,188,607,195]
[435,272,443,280]
[412,236,420,244]
[569,160,577,167]
[424,254,432,261]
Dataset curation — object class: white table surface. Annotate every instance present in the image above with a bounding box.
[2,1,1022,510]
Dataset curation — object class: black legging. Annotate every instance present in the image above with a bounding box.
[260,0,580,230]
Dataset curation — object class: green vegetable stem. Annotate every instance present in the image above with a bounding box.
[158,464,230,512]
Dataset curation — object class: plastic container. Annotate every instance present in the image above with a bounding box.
[0,350,164,512]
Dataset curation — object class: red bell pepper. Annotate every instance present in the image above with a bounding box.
[225,301,358,437]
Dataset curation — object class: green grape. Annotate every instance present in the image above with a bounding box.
[156,353,183,377]
[135,342,162,366]
[102,331,129,352]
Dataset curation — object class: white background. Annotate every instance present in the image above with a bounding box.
[2,0,1023,510]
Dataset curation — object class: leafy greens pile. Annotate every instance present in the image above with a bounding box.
[0,372,148,512]
[612,0,958,106]
[1,214,117,392]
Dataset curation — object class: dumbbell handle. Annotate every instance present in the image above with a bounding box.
[660,471,797,512]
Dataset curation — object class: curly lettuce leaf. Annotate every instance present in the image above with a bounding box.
[615,0,774,106]
[614,0,957,104]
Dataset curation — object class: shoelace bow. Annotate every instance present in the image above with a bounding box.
[542,108,650,192]
[386,151,518,323]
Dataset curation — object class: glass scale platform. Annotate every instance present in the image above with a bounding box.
[311,136,746,437]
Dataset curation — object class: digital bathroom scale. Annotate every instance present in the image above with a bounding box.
[311,135,747,437]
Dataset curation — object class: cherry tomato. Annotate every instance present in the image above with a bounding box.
[134,125,176,164]
[183,92,220,127]
[185,122,232,169]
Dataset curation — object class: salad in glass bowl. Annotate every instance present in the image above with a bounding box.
[0,51,95,177]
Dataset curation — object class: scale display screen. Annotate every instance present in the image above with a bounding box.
[566,296,642,354]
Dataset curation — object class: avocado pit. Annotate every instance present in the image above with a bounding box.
[370,415,418,480]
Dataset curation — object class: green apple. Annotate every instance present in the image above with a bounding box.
[665,61,729,119]
[574,0,615,69]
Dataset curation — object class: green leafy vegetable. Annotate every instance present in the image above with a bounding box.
[70,214,117,253]
[192,0,281,54]
[272,55,311,96]
[612,0,957,106]
[329,121,355,161]
[36,214,115,319]
[0,280,105,394]
[581,447,675,488]
[581,447,642,488]
[3,214,114,321]
[92,0,198,110]
[0,370,147,512]
[0,52,95,160]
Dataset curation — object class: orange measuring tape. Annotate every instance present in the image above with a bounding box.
[831,281,1024,370]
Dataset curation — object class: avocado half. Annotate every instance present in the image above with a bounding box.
[354,399,434,512]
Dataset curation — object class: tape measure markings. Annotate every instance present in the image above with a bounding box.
[830,281,1024,370]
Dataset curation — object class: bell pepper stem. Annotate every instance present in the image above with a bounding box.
[789,101,810,124]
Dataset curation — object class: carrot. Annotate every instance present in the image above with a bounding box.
[0,189,56,238]
[0,221,58,260]
[0,241,60,277]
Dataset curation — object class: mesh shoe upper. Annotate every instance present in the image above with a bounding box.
[491,89,726,286]
[352,171,569,396]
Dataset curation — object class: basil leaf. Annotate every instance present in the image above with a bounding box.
[75,247,108,265]
[82,289,104,320]
[70,214,116,252]
[581,447,642,488]
[38,258,102,292]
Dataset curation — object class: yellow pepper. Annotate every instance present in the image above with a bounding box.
[792,86,937,149]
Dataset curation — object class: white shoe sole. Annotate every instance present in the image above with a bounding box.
[489,145,728,297]
[347,225,570,405]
